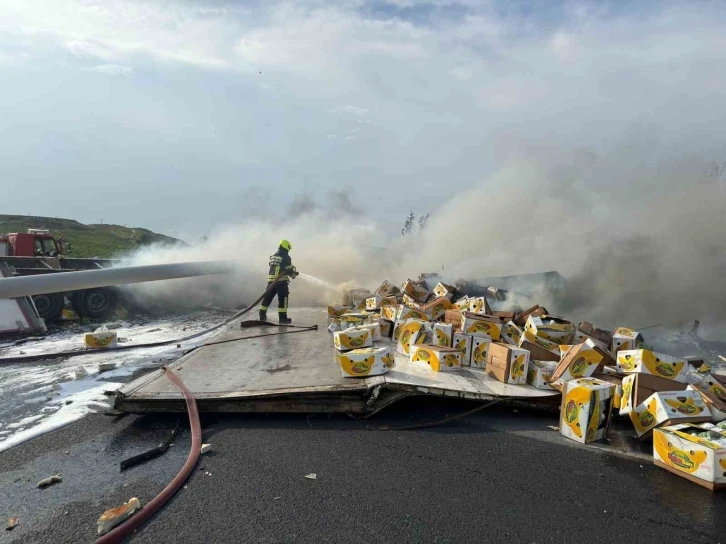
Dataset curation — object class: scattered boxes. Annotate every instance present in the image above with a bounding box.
[486,342,529,385]
[689,374,726,422]
[524,315,575,344]
[356,322,382,341]
[379,319,394,339]
[500,321,523,346]
[514,305,547,327]
[401,280,430,303]
[453,333,473,367]
[333,328,373,351]
[527,360,558,390]
[559,378,616,444]
[433,282,456,299]
[422,296,453,321]
[630,390,712,439]
[432,323,453,347]
[575,322,612,349]
[619,373,687,416]
[327,306,348,318]
[612,327,644,355]
[653,423,726,490]
[410,345,462,373]
[340,313,371,330]
[365,296,396,310]
[518,330,559,362]
[616,349,690,383]
[398,306,429,323]
[396,319,429,356]
[461,313,502,340]
[84,330,118,349]
[337,346,395,378]
[453,297,470,311]
[548,342,605,391]
[468,297,492,315]
[375,280,399,297]
[380,305,398,322]
[470,337,491,369]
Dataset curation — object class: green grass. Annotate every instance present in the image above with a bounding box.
[0,215,186,258]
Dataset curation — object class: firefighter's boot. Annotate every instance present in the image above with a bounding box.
[258,310,268,321]
[279,313,292,325]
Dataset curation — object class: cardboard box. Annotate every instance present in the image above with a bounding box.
[471,337,491,369]
[396,319,429,356]
[500,321,523,346]
[576,322,612,347]
[340,313,371,330]
[612,327,644,355]
[514,305,548,327]
[379,319,393,339]
[560,378,616,444]
[592,373,623,410]
[689,374,726,422]
[333,328,373,351]
[353,298,368,311]
[549,342,606,391]
[398,306,429,323]
[375,280,399,297]
[518,330,560,362]
[630,390,712,439]
[452,333,473,367]
[343,289,371,307]
[620,373,688,416]
[494,311,516,321]
[401,280,430,304]
[524,315,576,344]
[84,331,118,349]
[422,296,453,321]
[486,342,529,384]
[468,296,492,315]
[337,346,395,378]
[433,282,456,299]
[355,322,382,341]
[653,423,726,490]
[432,323,454,347]
[528,360,558,390]
[616,349,690,383]
[327,305,348,318]
[445,309,464,331]
[365,296,397,310]
[380,305,398,322]
[461,313,502,340]
[453,297,470,311]
[410,344,462,373]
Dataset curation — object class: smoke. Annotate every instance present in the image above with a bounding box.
[119,147,726,332]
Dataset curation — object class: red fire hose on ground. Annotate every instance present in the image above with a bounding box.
[95,366,201,544]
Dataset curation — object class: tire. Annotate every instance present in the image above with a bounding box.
[32,293,64,322]
[74,288,119,320]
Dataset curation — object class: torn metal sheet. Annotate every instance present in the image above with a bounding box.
[116,308,558,415]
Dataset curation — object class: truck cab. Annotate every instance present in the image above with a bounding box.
[0,230,69,258]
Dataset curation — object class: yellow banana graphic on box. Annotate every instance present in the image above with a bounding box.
[563,384,592,438]
[664,396,704,415]
[642,351,685,379]
[511,355,526,379]
[339,355,375,376]
[435,329,449,346]
[654,432,708,474]
[381,351,395,369]
[442,354,459,368]
[630,398,658,433]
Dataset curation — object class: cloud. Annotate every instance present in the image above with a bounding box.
[88,63,133,75]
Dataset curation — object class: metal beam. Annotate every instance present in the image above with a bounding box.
[0,261,235,299]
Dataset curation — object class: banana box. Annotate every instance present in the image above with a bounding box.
[433,282,456,299]
[410,344,462,373]
[454,297,470,311]
[527,360,558,390]
[337,346,395,378]
[575,322,612,349]
[619,373,687,416]
[343,289,371,306]
[560,378,616,444]
[653,423,726,490]
[380,305,398,321]
[500,321,523,346]
[333,328,373,351]
[514,304,547,327]
[468,297,491,315]
[461,313,502,341]
[592,373,624,410]
[518,330,560,362]
[396,319,429,356]
[630,390,712,439]
[328,305,348,318]
[355,322,382,341]
[688,374,726,422]
[616,349,690,383]
[379,319,394,339]
[524,315,576,344]
[375,280,399,297]
[397,306,429,322]
[432,323,453,347]
[452,333,473,367]
[612,327,644,355]
[401,280,430,304]
[365,296,397,310]
[486,342,529,384]
[470,337,491,369]
[340,313,371,330]
[328,319,341,333]
[84,331,118,349]
[548,342,605,392]
[422,296,453,321]
[353,298,368,311]
[402,293,422,308]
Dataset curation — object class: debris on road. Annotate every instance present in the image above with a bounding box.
[97,497,141,536]
[6,517,19,531]
[37,474,62,488]
[304,473,317,480]
[84,325,118,349]
[98,362,116,372]
[200,443,212,455]
[120,421,180,471]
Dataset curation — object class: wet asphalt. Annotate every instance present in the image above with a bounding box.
[1,397,725,544]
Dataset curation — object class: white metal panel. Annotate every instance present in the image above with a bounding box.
[0,299,30,333]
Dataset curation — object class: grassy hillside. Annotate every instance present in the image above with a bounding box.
[0,215,186,258]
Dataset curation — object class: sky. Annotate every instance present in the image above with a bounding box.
[1,0,726,242]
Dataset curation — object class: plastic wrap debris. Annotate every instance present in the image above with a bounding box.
[97,497,141,535]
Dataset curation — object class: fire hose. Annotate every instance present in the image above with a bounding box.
[0,274,296,364]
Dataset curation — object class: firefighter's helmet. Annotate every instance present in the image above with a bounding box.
[279,239,292,251]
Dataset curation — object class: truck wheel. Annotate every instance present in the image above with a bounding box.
[32,293,64,322]
[74,288,118,320]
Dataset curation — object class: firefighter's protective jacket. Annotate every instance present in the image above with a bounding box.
[268,248,295,282]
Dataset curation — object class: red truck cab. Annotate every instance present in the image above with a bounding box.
[0,230,66,257]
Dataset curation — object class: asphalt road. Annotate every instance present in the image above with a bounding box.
[1,398,725,544]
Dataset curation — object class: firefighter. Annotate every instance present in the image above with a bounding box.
[259,239,298,324]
